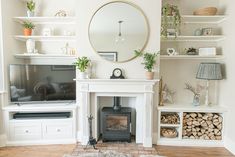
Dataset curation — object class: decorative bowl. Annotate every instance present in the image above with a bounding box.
[193,7,217,15]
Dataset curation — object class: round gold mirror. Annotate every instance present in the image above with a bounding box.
[89,1,149,63]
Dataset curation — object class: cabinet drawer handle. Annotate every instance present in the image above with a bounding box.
[25,130,29,133]
[57,129,61,132]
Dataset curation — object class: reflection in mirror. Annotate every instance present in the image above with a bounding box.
[89,2,149,63]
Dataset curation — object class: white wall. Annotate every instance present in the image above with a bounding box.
[218,0,235,154]
[76,0,161,79]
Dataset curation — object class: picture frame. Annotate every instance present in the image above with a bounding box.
[98,52,118,62]
[51,65,75,71]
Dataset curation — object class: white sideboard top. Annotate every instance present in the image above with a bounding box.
[3,102,77,112]
[158,103,227,112]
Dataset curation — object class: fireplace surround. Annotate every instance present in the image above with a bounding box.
[76,79,159,147]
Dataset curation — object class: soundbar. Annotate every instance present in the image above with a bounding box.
[13,112,71,119]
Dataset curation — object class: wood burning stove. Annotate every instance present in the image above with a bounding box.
[101,107,131,142]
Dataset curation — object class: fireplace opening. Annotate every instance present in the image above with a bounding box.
[106,115,128,131]
[100,97,132,142]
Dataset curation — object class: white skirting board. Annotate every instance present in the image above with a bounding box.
[6,139,76,146]
[0,134,6,147]
[225,137,235,155]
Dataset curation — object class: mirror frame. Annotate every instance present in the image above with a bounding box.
[88,1,150,63]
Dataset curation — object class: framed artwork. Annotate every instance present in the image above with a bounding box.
[51,65,75,71]
[98,52,118,62]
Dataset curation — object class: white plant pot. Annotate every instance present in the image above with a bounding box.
[78,72,88,79]
[27,10,35,17]
[26,39,35,54]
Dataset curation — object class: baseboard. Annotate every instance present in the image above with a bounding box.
[6,139,76,146]
[0,134,6,147]
[157,139,224,147]
[77,131,81,142]
[225,137,235,155]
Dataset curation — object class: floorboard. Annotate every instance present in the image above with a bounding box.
[0,143,234,157]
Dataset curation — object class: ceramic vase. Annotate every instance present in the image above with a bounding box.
[78,71,88,79]
[26,39,35,54]
[146,71,154,80]
[27,10,35,17]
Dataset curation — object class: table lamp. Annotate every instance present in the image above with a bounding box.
[196,63,223,106]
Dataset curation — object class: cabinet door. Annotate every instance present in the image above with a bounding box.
[42,120,73,139]
[10,122,42,141]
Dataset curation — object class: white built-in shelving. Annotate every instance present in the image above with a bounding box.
[13,17,77,24]
[160,55,224,60]
[181,15,227,24]
[14,53,77,59]
[157,104,227,146]
[164,15,227,24]
[14,35,76,42]
[161,35,226,42]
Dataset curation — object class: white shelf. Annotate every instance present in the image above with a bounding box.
[160,124,180,127]
[181,15,227,24]
[14,53,77,59]
[158,103,227,113]
[14,35,76,42]
[160,55,224,60]
[161,35,225,42]
[13,17,76,24]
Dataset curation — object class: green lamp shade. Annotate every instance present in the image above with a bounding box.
[196,63,223,80]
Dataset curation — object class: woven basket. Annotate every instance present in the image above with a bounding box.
[161,128,178,138]
[193,7,217,15]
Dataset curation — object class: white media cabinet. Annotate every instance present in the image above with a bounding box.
[3,102,77,146]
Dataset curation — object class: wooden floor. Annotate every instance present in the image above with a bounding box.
[0,143,234,157]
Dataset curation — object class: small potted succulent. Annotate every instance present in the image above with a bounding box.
[26,0,36,17]
[73,56,91,79]
[22,21,35,36]
[161,3,181,38]
[135,50,158,80]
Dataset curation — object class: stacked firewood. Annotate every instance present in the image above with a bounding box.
[161,113,180,124]
[183,112,223,140]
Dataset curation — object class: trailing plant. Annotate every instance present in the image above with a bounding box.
[135,50,159,72]
[22,21,35,29]
[161,3,181,38]
[73,56,90,72]
[27,0,35,12]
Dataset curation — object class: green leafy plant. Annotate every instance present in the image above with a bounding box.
[135,50,159,72]
[73,57,90,72]
[161,3,181,38]
[22,21,35,29]
[27,0,35,12]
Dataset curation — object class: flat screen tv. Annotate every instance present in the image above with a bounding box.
[9,64,76,103]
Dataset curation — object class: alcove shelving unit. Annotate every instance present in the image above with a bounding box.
[158,0,227,146]
[13,17,77,24]
[13,0,77,60]
[160,55,224,60]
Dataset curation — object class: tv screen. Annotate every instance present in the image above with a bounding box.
[9,64,76,103]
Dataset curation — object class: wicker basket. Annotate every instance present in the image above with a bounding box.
[161,128,178,138]
[193,7,217,15]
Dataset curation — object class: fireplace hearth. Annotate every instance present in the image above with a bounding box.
[101,107,132,142]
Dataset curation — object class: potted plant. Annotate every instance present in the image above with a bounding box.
[135,50,158,80]
[22,21,35,36]
[26,0,36,17]
[161,3,181,38]
[73,56,91,79]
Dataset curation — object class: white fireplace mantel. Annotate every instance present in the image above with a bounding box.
[76,79,159,147]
